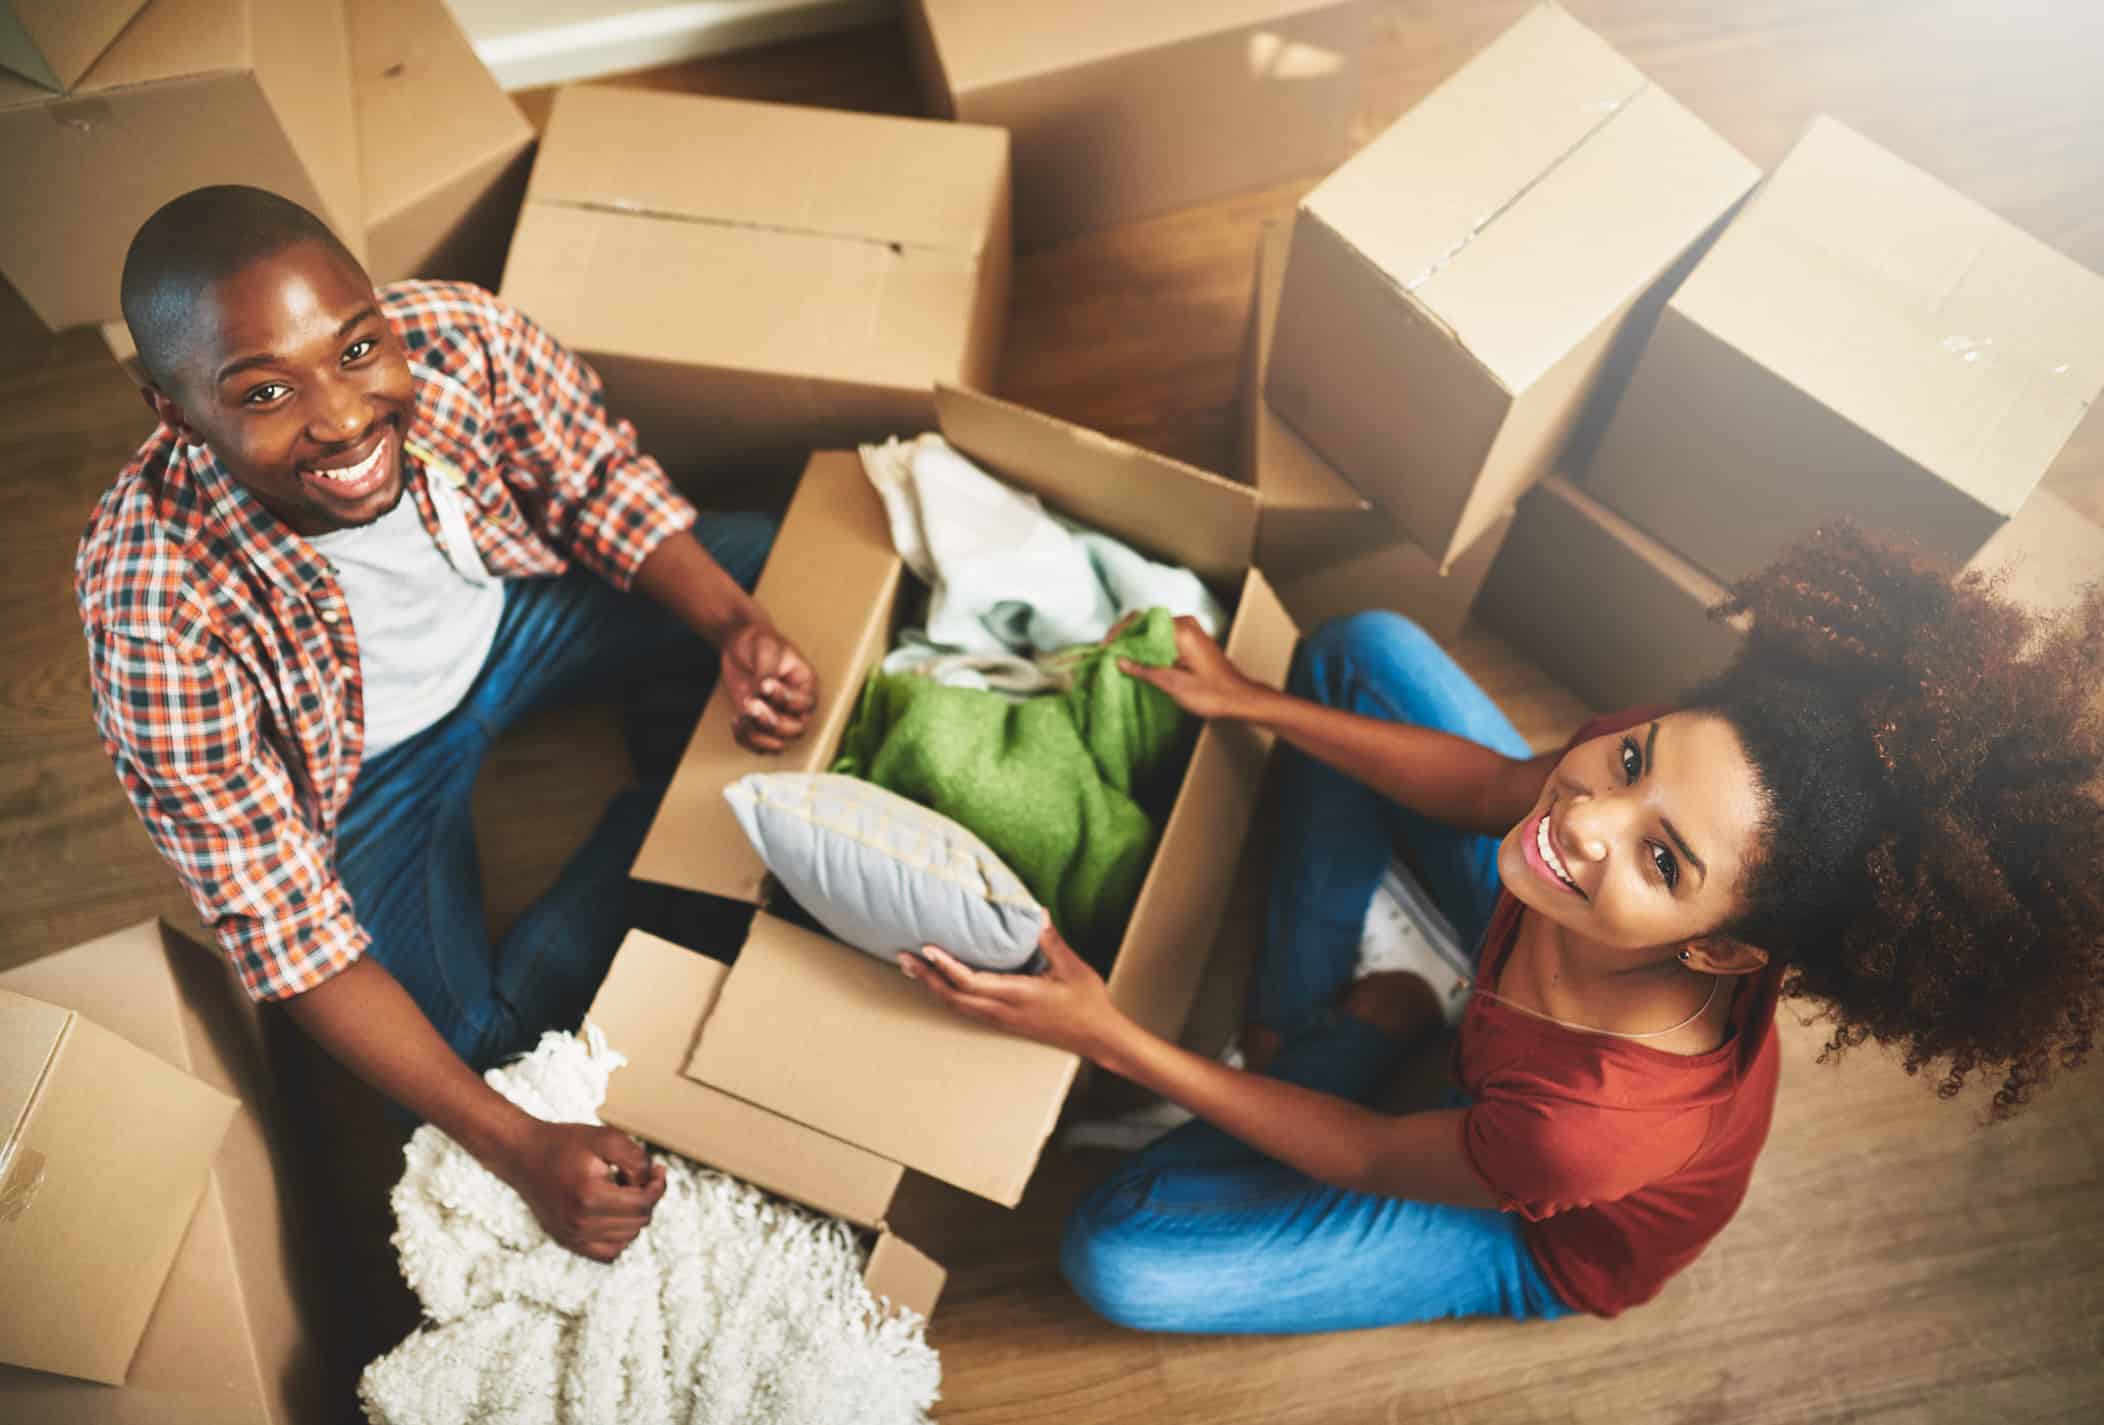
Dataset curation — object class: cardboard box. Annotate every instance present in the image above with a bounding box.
[1264,2,1758,571]
[0,0,363,332]
[1476,473,1745,713]
[1582,117,2104,585]
[0,921,334,1420]
[905,0,1370,245]
[615,387,1294,1222]
[501,86,1010,489]
[1965,486,2104,621]
[351,0,534,289]
[0,0,145,91]
[1242,223,1511,643]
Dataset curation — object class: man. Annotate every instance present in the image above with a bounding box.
[78,186,817,1261]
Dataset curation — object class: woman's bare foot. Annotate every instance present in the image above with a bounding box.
[1338,971,1444,1044]
[1241,1022,1284,1075]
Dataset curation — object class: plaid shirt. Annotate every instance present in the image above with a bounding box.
[77,281,698,1002]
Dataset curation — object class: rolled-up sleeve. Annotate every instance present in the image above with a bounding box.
[87,624,367,1001]
[481,296,697,589]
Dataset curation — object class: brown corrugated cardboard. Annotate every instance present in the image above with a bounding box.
[0,929,238,1388]
[626,386,1295,1211]
[1242,223,1511,642]
[584,930,941,1319]
[1964,487,2104,620]
[906,0,1369,245]
[351,0,534,289]
[500,85,1010,490]
[1583,116,2104,585]
[1264,3,1758,572]
[0,0,144,91]
[1477,473,1746,713]
[0,920,335,1420]
[0,0,363,333]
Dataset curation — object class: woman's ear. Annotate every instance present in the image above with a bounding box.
[1682,936,1769,976]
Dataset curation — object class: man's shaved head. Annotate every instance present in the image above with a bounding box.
[120,185,366,391]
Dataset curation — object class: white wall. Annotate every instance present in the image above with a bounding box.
[445,0,899,90]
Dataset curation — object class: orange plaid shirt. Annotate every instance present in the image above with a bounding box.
[76,281,698,1002]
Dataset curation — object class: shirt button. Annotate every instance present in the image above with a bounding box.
[320,610,340,625]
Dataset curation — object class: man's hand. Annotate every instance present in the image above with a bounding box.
[491,1119,669,1263]
[720,616,818,752]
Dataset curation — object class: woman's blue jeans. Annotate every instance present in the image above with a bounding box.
[1060,612,1576,1334]
[334,513,774,1074]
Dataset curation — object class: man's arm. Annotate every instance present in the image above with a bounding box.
[283,959,665,1261]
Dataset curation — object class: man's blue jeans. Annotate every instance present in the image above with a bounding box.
[1060,612,1576,1334]
[335,513,774,1074]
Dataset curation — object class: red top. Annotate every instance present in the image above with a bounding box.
[1456,709,1783,1317]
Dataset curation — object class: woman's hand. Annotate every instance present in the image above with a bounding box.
[1117,614,1270,722]
[900,920,1131,1063]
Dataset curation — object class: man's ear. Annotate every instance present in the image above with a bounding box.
[140,382,202,448]
[1682,936,1769,977]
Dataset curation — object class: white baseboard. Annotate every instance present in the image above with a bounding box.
[448,0,900,91]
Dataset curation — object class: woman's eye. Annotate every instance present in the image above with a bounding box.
[343,337,375,363]
[244,382,289,405]
[1619,737,1642,784]
[1650,842,1679,889]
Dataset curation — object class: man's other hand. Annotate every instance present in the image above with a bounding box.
[722,617,818,752]
[494,1120,669,1262]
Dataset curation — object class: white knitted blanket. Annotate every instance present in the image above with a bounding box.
[358,1027,941,1425]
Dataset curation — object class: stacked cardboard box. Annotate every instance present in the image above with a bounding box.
[1484,116,2104,711]
[0,0,146,91]
[0,921,333,1422]
[1241,221,1511,643]
[588,388,1296,1300]
[501,86,1012,490]
[0,0,363,333]
[906,0,1370,246]
[1263,3,1759,577]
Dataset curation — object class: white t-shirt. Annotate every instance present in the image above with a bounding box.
[308,476,505,758]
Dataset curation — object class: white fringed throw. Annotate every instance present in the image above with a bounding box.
[359,1027,941,1425]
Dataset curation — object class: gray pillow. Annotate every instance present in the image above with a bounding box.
[723,772,1048,973]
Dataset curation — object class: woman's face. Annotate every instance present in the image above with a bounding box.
[1496,712,1766,953]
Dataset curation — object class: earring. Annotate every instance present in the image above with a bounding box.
[1678,949,1692,963]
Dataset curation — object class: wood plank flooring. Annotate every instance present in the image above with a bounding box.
[2,3,2099,1421]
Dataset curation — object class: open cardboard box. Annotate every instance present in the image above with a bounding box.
[0,921,333,1421]
[1582,115,2104,585]
[904,0,1370,245]
[1241,222,1512,643]
[0,0,145,92]
[0,0,362,332]
[1264,2,1757,572]
[500,86,1011,494]
[593,388,1294,1298]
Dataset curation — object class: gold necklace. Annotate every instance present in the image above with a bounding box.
[1470,974,1723,1041]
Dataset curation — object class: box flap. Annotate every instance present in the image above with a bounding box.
[1306,4,1756,396]
[0,0,146,91]
[864,1231,946,1320]
[1674,116,2104,518]
[501,202,984,387]
[351,0,530,224]
[527,85,1006,257]
[920,0,1350,92]
[685,913,1079,1207]
[0,993,71,1150]
[588,930,906,1229]
[934,385,1259,590]
[631,452,904,900]
[1966,487,2104,619]
[1246,221,1368,515]
[55,0,245,96]
[1108,570,1293,1038]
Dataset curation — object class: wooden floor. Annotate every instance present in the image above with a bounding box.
[3,2,2101,1421]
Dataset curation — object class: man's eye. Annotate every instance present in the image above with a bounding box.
[1619,737,1642,784]
[343,337,375,363]
[245,382,289,405]
[1650,842,1679,889]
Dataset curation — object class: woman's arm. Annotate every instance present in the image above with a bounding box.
[1120,616,1554,836]
[902,931,1496,1208]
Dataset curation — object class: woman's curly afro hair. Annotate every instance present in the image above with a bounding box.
[1683,525,2104,1118]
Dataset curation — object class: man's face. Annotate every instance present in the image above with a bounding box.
[150,240,415,536]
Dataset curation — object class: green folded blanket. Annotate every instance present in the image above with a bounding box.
[832,609,1188,966]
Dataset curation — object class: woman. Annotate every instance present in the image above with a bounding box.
[899,527,2104,1332]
